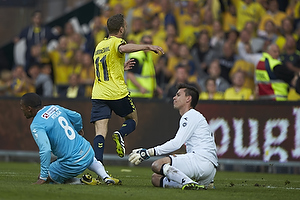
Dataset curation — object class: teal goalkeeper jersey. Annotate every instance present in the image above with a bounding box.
[30,105,91,179]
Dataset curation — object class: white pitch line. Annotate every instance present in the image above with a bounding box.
[265,186,300,190]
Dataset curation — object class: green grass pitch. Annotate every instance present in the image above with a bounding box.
[0,162,299,200]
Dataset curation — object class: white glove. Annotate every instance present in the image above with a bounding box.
[128,148,155,165]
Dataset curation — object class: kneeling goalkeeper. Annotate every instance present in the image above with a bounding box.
[129,84,218,190]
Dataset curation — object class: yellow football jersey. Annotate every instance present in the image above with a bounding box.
[223,87,253,100]
[199,92,224,100]
[288,88,300,101]
[92,36,129,100]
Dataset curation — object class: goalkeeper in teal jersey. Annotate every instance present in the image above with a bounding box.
[20,93,121,185]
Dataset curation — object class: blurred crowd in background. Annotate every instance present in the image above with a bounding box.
[1,0,300,101]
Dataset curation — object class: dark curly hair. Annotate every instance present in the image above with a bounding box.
[21,93,42,108]
[177,83,199,108]
[107,13,125,34]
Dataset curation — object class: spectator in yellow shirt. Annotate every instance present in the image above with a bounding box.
[176,0,199,39]
[62,73,85,98]
[276,18,298,52]
[145,0,162,18]
[224,70,253,100]
[258,0,287,34]
[126,17,145,44]
[201,9,214,37]
[199,77,223,100]
[231,0,266,32]
[222,4,237,32]
[63,22,84,52]
[162,35,180,82]
[292,0,300,19]
[125,0,147,34]
[179,13,204,48]
[230,47,255,92]
[144,14,167,64]
[49,36,73,94]
[11,65,35,97]
[0,69,13,96]
[108,0,135,16]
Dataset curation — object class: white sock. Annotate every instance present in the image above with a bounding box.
[88,157,110,180]
[162,177,182,188]
[162,164,195,185]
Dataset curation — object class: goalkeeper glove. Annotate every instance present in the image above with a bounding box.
[129,148,155,165]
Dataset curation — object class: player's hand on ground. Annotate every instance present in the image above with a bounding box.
[124,59,135,71]
[33,178,47,185]
[129,148,150,165]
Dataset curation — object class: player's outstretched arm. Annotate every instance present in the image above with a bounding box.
[128,148,155,165]
[119,44,164,55]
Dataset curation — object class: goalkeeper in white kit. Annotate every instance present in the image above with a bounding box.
[129,83,218,190]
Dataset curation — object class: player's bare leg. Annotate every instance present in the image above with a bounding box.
[113,110,138,157]
[93,119,109,162]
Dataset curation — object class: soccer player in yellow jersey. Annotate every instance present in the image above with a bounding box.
[91,14,164,162]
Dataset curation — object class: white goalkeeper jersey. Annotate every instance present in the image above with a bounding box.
[154,109,218,167]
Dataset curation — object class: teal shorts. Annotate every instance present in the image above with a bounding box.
[48,147,94,183]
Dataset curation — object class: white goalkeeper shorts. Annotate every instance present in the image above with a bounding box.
[169,153,216,186]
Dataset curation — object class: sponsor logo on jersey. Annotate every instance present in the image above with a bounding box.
[41,106,59,119]
[51,110,61,119]
[183,122,187,127]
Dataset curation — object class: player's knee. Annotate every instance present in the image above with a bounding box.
[151,157,171,174]
[151,173,162,187]
[151,160,161,173]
